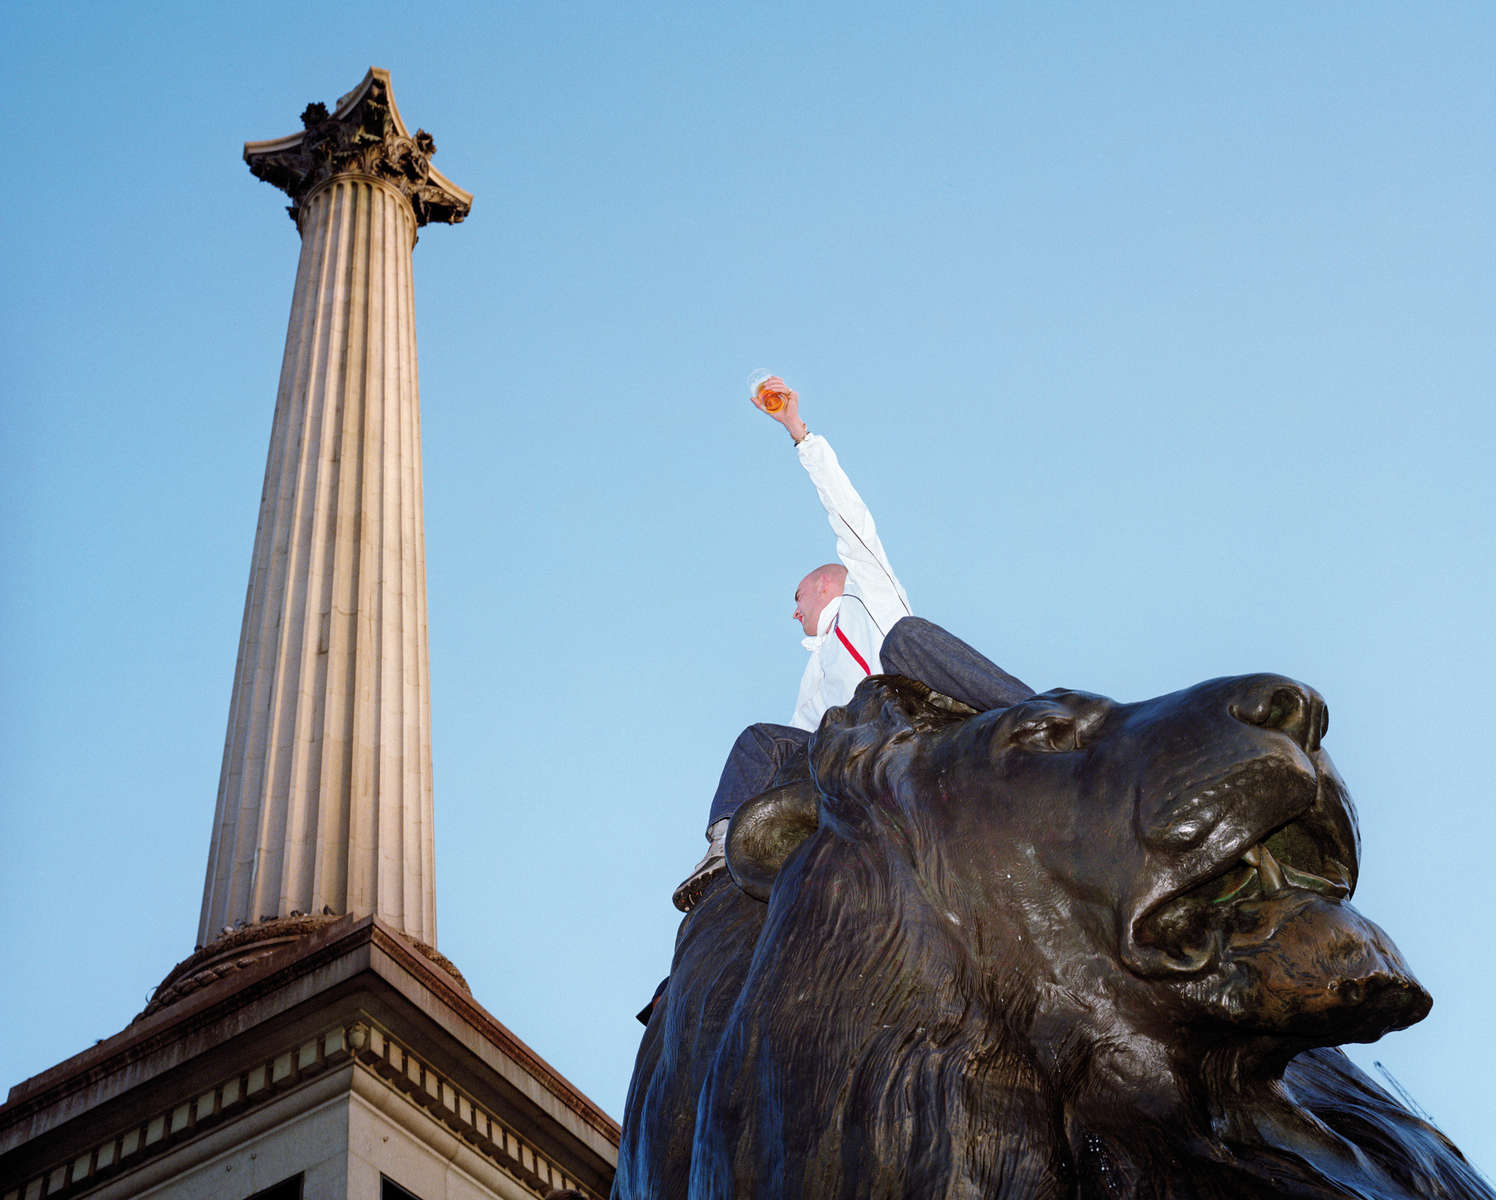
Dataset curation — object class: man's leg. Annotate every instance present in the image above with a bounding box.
[707,722,812,829]
[879,616,1035,710]
[675,722,811,912]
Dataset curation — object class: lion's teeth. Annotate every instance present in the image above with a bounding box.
[1241,843,1288,895]
[1281,860,1350,899]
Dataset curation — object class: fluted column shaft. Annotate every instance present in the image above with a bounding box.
[199,174,435,946]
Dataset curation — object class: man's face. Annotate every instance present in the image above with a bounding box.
[793,568,839,636]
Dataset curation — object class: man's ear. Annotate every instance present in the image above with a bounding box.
[725,780,820,901]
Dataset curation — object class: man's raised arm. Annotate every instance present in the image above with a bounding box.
[751,376,911,632]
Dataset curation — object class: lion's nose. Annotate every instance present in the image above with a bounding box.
[1226,676,1328,752]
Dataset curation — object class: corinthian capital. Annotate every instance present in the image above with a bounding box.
[245,67,472,227]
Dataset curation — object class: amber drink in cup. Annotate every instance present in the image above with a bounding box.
[747,369,792,413]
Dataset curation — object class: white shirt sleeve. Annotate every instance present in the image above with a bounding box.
[795,433,912,639]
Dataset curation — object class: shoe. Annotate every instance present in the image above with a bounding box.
[671,855,724,912]
[672,820,728,913]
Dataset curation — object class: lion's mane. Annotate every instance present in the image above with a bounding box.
[692,679,1068,1196]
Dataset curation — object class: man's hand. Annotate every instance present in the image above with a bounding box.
[750,375,809,443]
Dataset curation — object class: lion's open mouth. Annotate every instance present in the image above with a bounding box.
[1134,799,1356,965]
[1192,822,1352,907]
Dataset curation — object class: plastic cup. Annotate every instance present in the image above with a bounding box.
[748,369,790,413]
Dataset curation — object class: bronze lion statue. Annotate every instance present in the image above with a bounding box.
[615,672,1492,1198]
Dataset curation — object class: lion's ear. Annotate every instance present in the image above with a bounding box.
[725,780,820,901]
[811,675,976,806]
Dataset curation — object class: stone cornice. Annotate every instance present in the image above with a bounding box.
[244,67,472,228]
[365,920,621,1148]
[0,917,618,1156]
[0,1019,609,1200]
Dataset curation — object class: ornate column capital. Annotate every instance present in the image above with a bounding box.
[245,67,472,228]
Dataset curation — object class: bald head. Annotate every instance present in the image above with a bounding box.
[793,563,847,635]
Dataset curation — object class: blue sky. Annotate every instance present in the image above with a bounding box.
[3,0,1493,1178]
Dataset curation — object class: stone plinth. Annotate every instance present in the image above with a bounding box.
[0,918,618,1199]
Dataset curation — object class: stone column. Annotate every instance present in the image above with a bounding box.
[198,69,471,949]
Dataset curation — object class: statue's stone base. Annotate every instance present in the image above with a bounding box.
[140,915,469,1021]
[0,917,616,1199]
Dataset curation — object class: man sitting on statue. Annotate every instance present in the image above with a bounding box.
[672,375,1032,911]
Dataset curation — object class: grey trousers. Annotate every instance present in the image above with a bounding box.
[705,617,1033,830]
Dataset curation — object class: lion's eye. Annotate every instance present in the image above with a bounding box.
[1013,715,1077,753]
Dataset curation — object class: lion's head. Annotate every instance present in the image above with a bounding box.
[804,673,1424,1050]
[615,673,1489,1199]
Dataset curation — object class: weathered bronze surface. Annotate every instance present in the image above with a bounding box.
[616,672,1492,1197]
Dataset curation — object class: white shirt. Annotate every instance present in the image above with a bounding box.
[789,433,912,731]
